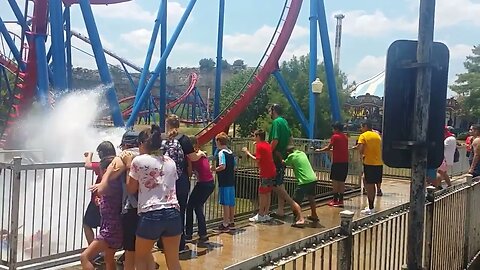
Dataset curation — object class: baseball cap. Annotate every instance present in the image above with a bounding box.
[121,130,140,147]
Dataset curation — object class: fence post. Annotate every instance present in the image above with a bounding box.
[8,157,22,270]
[337,210,354,270]
[423,186,436,270]
[463,174,473,267]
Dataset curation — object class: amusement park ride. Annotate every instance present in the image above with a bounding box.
[0,0,341,148]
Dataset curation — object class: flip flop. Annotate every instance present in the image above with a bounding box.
[291,221,305,228]
[307,216,319,222]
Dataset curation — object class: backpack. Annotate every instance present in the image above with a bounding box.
[161,134,185,177]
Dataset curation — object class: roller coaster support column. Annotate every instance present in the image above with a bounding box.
[65,5,73,89]
[214,0,225,119]
[160,0,167,131]
[79,0,124,126]
[49,0,68,91]
[134,1,163,107]
[0,17,25,71]
[317,0,341,122]
[272,70,309,135]
[126,0,197,128]
[35,33,49,106]
[7,0,29,31]
[308,0,318,139]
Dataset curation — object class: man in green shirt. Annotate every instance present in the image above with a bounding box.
[268,104,304,226]
[284,145,318,222]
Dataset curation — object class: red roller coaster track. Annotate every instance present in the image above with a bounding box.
[120,72,198,118]
[196,0,303,145]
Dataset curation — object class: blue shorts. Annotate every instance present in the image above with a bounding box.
[219,186,235,206]
[274,163,285,186]
[136,208,182,240]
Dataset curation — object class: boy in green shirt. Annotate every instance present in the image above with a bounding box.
[284,145,319,222]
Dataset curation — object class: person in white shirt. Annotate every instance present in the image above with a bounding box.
[126,125,182,270]
[438,126,455,187]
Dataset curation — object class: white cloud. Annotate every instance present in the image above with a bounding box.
[281,44,309,63]
[92,1,156,22]
[175,42,214,55]
[449,44,473,60]
[350,55,386,82]
[167,1,187,26]
[436,0,480,27]
[120,28,151,48]
[334,10,416,37]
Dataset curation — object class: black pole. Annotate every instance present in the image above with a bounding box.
[406,0,436,269]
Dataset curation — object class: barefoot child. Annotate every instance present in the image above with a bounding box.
[284,145,319,223]
[185,136,215,242]
[211,132,236,232]
[81,142,123,270]
[242,129,275,223]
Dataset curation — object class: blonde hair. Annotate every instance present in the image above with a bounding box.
[166,114,180,140]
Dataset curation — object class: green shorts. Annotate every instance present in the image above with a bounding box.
[293,181,316,203]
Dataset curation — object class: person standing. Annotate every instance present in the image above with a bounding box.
[438,126,455,187]
[468,125,480,177]
[357,121,383,215]
[316,122,349,207]
[268,104,304,225]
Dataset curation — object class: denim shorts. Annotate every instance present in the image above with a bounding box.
[136,208,182,240]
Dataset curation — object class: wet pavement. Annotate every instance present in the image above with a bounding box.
[61,176,464,269]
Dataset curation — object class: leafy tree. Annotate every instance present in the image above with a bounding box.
[232,59,246,70]
[221,59,231,70]
[220,70,270,137]
[199,58,215,71]
[451,45,480,118]
[221,55,349,139]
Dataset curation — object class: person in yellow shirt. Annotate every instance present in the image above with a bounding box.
[357,121,383,215]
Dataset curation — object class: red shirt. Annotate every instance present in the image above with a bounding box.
[255,141,276,178]
[330,132,349,163]
[90,162,102,203]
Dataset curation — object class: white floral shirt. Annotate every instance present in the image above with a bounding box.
[129,154,179,214]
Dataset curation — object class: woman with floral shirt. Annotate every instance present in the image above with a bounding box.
[126,125,182,270]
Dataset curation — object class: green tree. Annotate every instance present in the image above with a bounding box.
[221,59,231,70]
[220,70,270,137]
[199,58,215,71]
[232,59,246,70]
[451,45,480,118]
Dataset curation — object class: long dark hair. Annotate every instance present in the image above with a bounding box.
[96,141,116,170]
[138,124,163,153]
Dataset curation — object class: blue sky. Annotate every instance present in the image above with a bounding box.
[1,0,479,90]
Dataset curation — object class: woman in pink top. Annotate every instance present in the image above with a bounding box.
[185,136,215,242]
[126,125,182,270]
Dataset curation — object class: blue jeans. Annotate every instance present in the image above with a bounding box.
[185,181,215,237]
[136,208,182,240]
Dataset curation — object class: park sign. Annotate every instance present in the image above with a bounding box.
[382,40,449,169]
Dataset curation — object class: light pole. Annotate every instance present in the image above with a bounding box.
[311,78,324,138]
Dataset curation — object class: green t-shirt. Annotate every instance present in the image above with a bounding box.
[268,116,291,159]
[284,150,316,185]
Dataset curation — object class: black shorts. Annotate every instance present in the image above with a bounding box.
[293,182,316,203]
[122,208,139,251]
[83,201,100,229]
[330,163,348,182]
[363,165,383,184]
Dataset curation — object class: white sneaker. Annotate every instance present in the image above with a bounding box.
[360,207,375,215]
[262,214,272,222]
[249,214,261,222]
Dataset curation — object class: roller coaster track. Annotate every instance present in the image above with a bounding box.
[195,0,302,145]
[119,72,199,118]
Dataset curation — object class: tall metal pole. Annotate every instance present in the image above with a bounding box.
[317,0,341,123]
[65,5,73,89]
[308,0,318,139]
[78,0,124,126]
[407,0,436,269]
[49,0,68,91]
[214,0,225,119]
[159,0,167,131]
[334,14,345,68]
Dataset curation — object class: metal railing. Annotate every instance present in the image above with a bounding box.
[228,176,480,270]
[0,137,363,269]
[383,146,470,179]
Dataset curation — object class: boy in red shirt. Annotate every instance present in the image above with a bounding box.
[242,129,276,222]
[316,122,349,207]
